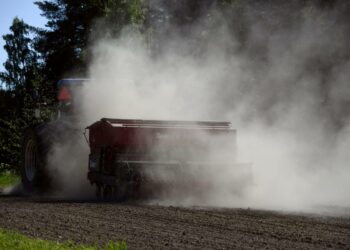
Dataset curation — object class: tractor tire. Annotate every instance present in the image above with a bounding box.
[21,124,55,193]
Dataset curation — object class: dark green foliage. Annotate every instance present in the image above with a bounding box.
[0,18,35,91]
[0,18,44,173]
[0,172,20,187]
[0,119,21,173]
[34,0,102,82]
[0,18,39,115]
[34,0,146,84]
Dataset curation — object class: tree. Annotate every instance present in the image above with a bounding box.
[0,18,41,173]
[0,18,37,91]
[0,17,40,115]
[34,0,146,84]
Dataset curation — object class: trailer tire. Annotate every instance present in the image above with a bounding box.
[102,185,113,201]
[21,124,55,193]
[114,165,130,201]
[114,183,128,202]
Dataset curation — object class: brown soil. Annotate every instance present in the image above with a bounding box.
[0,196,349,249]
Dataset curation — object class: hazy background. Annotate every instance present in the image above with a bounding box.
[1,0,348,214]
[74,1,350,211]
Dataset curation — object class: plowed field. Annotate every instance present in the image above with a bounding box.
[0,196,349,249]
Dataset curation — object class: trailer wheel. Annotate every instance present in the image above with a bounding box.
[21,125,53,193]
[99,185,127,202]
[114,165,129,201]
[102,185,113,201]
[114,183,128,202]
[95,184,102,200]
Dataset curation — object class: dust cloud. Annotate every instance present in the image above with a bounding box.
[46,124,93,199]
[53,1,350,212]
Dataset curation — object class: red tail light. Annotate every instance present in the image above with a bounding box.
[58,86,71,102]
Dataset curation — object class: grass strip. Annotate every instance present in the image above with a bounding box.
[0,172,20,188]
[0,229,127,250]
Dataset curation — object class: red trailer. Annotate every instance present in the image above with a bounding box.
[87,118,239,200]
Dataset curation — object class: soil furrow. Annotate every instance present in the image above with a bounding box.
[0,196,349,249]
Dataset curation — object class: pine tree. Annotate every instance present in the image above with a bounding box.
[0,17,39,115]
[34,0,146,83]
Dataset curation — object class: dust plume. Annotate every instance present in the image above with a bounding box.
[54,1,350,212]
[46,123,93,199]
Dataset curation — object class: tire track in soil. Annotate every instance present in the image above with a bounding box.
[0,196,349,249]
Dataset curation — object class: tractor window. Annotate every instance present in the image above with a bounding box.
[58,84,83,118]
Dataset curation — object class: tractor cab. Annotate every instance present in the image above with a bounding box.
[57,78,88,118]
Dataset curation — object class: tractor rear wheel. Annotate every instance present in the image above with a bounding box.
[21,125,53,193]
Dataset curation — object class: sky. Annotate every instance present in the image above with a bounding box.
[0,1,46,72]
